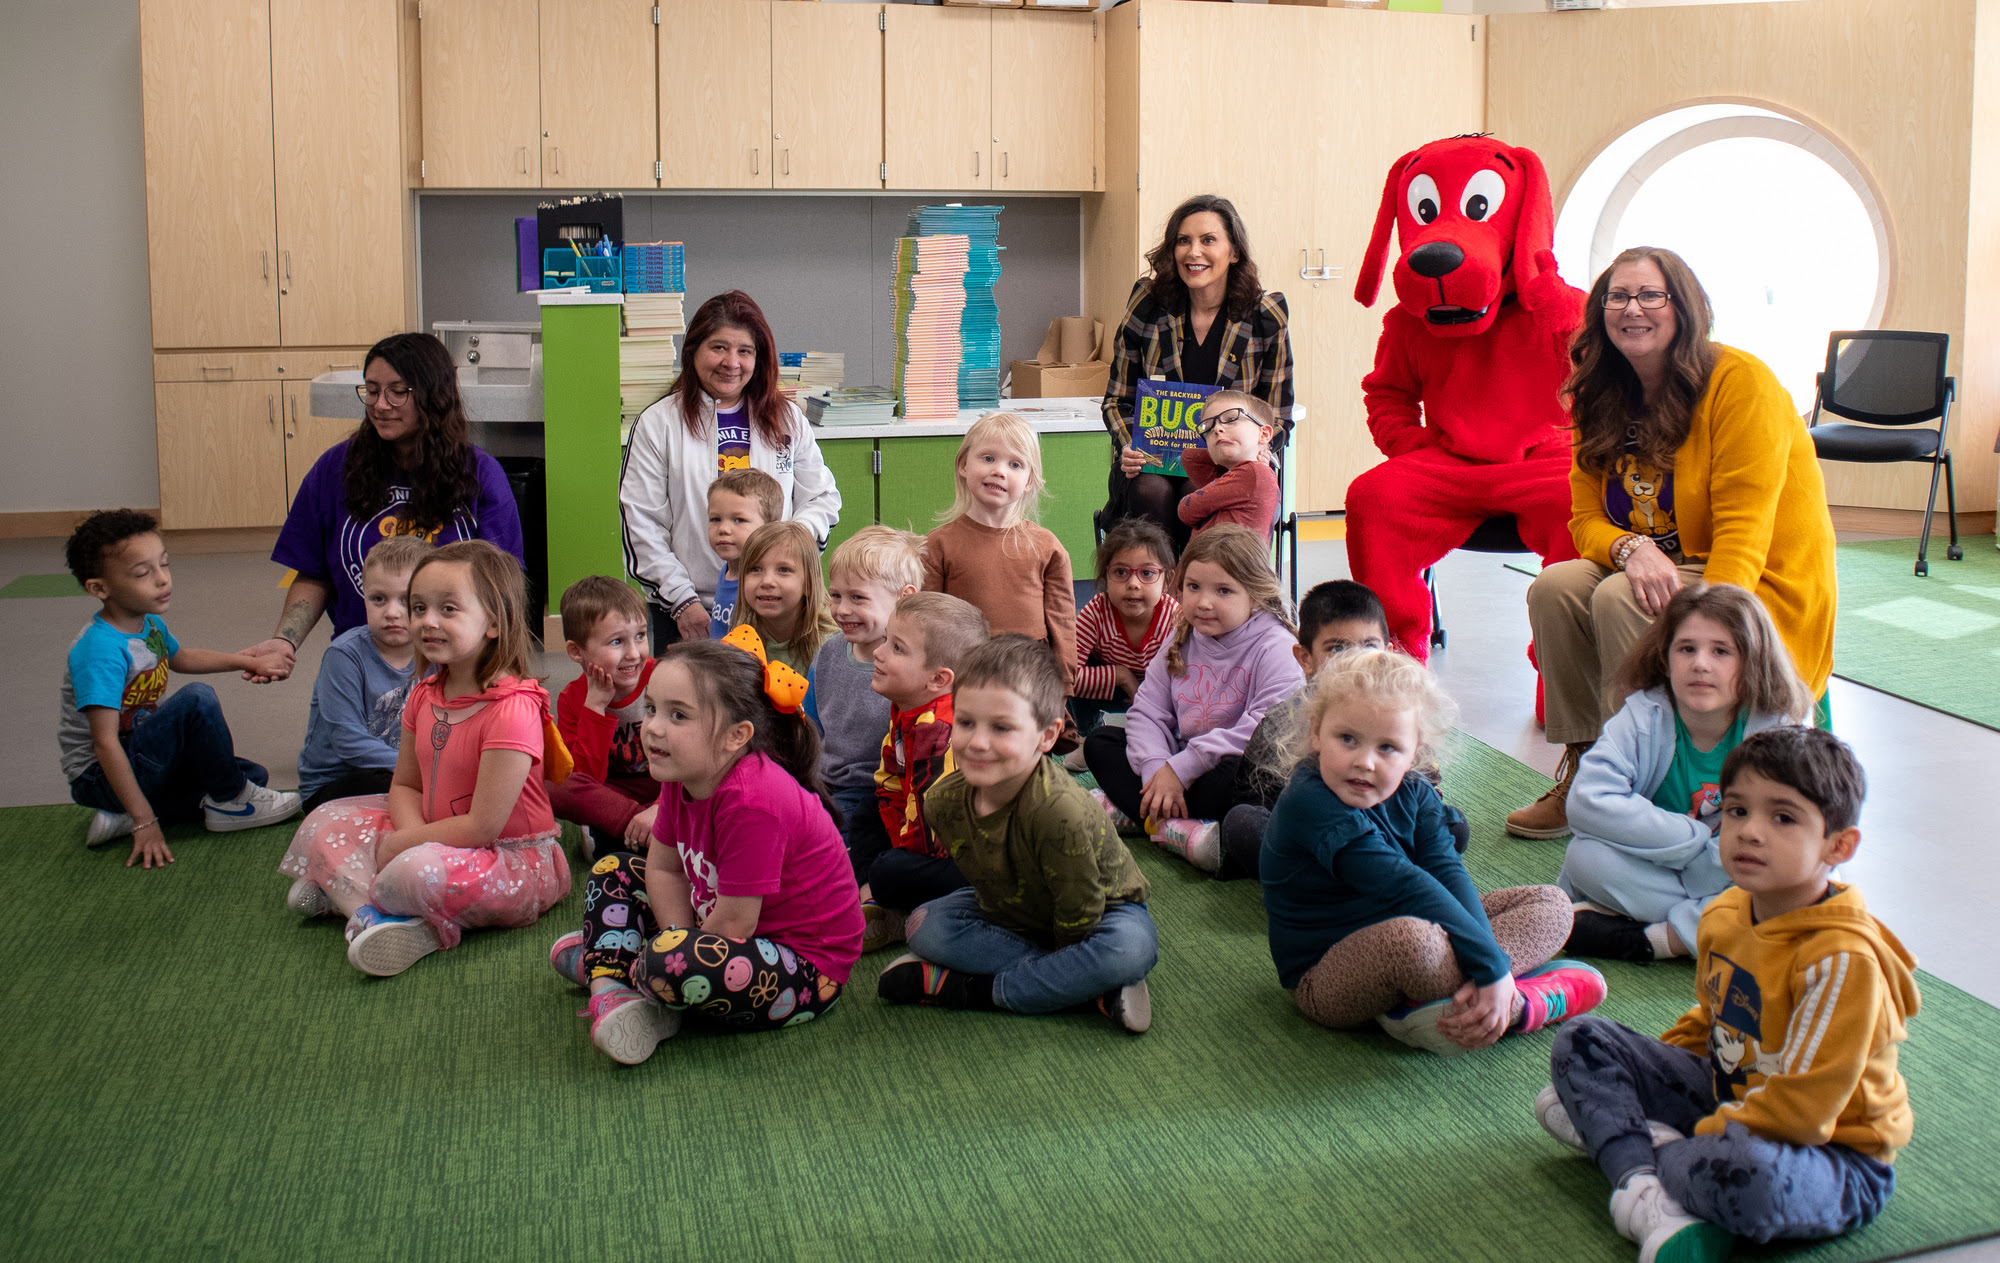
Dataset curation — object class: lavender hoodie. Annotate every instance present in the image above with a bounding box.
[1126,609,1305,786]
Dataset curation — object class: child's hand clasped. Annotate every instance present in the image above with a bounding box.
[623,805,658,847]
[1139,766,1187,823]
[1437,974,1517,1050]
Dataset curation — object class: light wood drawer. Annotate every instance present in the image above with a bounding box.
[154,346,371,383]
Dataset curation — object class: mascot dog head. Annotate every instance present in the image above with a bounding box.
[1354,135,1557,339]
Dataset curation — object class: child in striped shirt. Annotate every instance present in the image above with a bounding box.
[1067,517,1179,756]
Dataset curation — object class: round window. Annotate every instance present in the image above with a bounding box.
[1553,105,1889,412]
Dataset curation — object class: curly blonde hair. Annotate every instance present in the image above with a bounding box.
[1164,524,1294,677]
[1271,647,1460,779]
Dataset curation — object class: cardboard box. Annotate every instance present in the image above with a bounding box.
[1010,316,1110,400]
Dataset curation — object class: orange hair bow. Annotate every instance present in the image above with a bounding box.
[721,624,810,715]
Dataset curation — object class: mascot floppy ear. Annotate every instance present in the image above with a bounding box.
[1509,146,1558,299]
[1355,149,1416,307]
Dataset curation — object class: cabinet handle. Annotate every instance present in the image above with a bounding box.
[327,362,359,371]
[199,364,234,379]
[261,251,269,281]
[267,395,276,428]
[519,146,528,175]
[782,149,790,177]
[287,394,298,439]
[973,150,979,177]
[752,148,759,175]
[283,250,291,283]
[1003,152,1009,178]
[552,147,560,175]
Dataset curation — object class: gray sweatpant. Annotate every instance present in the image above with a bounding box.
[1549,1016,1895,1243]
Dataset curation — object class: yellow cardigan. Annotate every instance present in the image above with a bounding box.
[1569,344,1838,695]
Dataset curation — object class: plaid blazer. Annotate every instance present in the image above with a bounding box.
[1100,278,1295,450]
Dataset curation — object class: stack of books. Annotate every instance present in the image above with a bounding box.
[624,293,685,339]
[804,386,898,426]
[622,241,686,294]
[776,352,846,404]
[907,204,1003,409]
[618,338,680,436]
[892,233,970,420]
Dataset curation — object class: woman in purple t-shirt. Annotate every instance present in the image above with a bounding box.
[250,333,525,678]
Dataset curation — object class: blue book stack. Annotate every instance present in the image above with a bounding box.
[907,205,1003,409]
[622,242,686,294]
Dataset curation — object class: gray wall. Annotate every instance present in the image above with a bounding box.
[420,195,1083,389]
[1,0,160,513]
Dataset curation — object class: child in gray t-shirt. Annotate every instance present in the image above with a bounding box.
[297,538,427,812]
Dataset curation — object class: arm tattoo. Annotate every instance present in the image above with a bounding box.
[277,596,319,648]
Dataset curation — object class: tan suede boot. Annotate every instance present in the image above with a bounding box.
[1505,742,1592,839]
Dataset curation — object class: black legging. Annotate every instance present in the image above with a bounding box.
[1107,465,1192,553]
[1084,724,1246,824]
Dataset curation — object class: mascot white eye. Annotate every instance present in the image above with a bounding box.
[1407,174,1442,226]
[1460,170,1507,222]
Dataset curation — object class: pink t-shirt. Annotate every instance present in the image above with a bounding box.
[653,752,864,983]
[401,675,558,841]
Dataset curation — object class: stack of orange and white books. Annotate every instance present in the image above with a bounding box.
[892,234,969,421]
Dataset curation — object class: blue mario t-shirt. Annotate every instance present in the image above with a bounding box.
[58,613,180,781]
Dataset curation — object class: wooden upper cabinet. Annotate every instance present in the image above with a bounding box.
[659,0,771,189]
[139,0,280,348]
[540,0,658,188]
[884,7,990,191]
[771,3,883,190]
[271,0,405,347]
[993,11,1099,193]
[421,0,541,187]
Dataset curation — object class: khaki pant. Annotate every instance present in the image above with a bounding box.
[1527,558,1709,745]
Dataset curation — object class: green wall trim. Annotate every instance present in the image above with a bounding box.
[540,304,625,603]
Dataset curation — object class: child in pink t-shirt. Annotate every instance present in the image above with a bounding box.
[280,541,571,977]
[549,626,864,1066]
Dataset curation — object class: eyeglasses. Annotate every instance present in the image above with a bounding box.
[1602,290,1672,311]
[1198,408,1260,437]
[1109,566,1167,584]
[355,383,414,404]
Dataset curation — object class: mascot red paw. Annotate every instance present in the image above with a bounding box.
[1344,134,1586,662]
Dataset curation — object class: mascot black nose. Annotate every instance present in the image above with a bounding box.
[1407,242,1465,279]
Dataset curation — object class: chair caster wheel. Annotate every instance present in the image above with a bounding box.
[1431,630,1447,650]
[1949,546,1964,561]
[1916,561,1929,577]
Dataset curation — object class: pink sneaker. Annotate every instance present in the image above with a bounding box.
[1153,818,1221,872]
[1516,959,1607,1032]
[550,930,587,986]
[1087,787,1140,834]
[586,986,682,1065]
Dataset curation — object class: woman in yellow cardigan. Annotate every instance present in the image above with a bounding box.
[1508,247,1836,839]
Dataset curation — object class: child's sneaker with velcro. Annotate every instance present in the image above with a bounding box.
[1515,959,1608,1032]
[1375,997,1466,1056]
[1610,1173,1733,1263]
[345,905,442,977]
[203,781,301,832]
[1153,818,1221,872]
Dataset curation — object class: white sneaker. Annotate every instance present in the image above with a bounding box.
[1610,1173,1732,1261]
[285,878,333,918]
[1534,1085,1587,1152]
[346,913,443,977]
[86,810,135,847]
[203,782,302,832]
[1375,998,1468,1057]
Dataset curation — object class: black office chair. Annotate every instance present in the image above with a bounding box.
[1807,330,1961,576]
[1096,428,1291,578]
[1426,514,1531,649]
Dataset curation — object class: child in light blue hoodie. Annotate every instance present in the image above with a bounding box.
[1560,583,1813,963]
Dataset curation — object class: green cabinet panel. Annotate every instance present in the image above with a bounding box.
[541,303,625,603]
[877,435,963,538]
[1039,431,1110,576]
[817,438,877,567]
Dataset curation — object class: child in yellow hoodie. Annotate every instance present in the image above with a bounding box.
[1533,727,1919,1262]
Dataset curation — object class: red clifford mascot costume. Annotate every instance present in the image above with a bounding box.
[1347,134,1585,661]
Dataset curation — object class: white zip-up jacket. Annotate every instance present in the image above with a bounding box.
[618,391,841,613]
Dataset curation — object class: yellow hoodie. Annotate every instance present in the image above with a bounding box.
[1661,883,1921,1160]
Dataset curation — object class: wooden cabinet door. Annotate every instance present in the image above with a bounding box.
[771,2,883,190]
[155,382,289,529]
[659,0,772,189]
[884,6,989,191]
[139,0,279,348]
[541,0,658,188]
[421,0,541,188]
[271,0,405,347]
[282,381,358,506]
[992,11,1097,193]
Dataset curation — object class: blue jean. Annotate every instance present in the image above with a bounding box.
[830,781,890,884]
[906,888,1159,1014]
[68,683,265,824]
[1549,1016,1894,1242]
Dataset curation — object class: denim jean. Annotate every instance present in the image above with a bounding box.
[830,781,890,884]
[907,888,1159,1014]
[69,683,265,824]
[1549,1016,1895,1242]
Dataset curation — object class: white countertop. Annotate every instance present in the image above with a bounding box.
[810,399,1105,441]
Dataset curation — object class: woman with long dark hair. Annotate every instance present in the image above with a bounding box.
[1507,246,1836,840]
[252,332,525,676]
[618,290,840,644]
[1101,194,1294,546]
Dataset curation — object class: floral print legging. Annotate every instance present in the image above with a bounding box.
[581,850,842,1031]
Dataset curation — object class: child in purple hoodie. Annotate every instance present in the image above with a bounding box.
[1083,525,1304,878]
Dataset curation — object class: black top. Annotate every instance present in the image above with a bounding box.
[1179,313,1226,387]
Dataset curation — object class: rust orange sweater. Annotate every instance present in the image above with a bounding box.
[922,515,1077,688]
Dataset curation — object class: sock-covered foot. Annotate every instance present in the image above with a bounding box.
[876,954,996,1010]
[1154,818,1221,873]
[86,810,135,848]
[587,984,682,1065]
[1564,909,1655,963]
[1375,997,1468,1057]
[1097,978,1153,1033]
[1218,805,1268,881]
[344,906,442,977]
[1086,787,1140,834]
[202,781,301,832]
[861,902,908,954]
[1514,959,1608,1032]
[1611,1173,1733,1262]
[1533,1084,1587,1152]
[1063,745,1091,773]
[549,930,587,986]
[285,877,333,918]
[1644,921,1688,960]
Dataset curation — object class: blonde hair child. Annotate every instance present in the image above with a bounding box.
[279,539,571,978]
[1081,524,1302,873]
[1260,648,1607,1055]
[920,412,1078,689]
[731,520,837,674]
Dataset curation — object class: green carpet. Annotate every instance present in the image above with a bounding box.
[3,737,1997,1262]
[0,572,84,599]
[1835,534,2000,730]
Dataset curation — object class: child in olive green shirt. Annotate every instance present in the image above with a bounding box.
[876,635,1159,1032]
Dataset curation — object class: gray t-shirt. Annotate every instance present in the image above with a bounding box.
[297,625,418,798]
[810,635,893,792]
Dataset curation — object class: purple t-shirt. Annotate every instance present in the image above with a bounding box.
[272,439,525,636]
[653,751,864,983]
